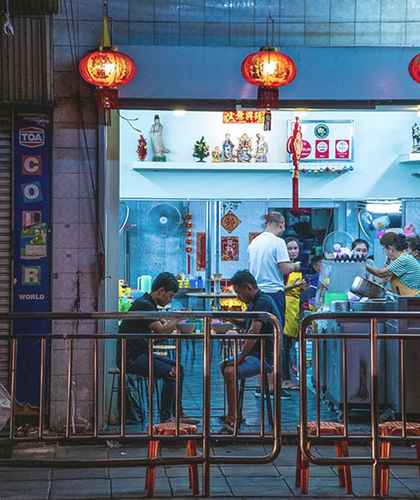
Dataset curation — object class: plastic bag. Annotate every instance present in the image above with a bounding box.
[0,383,11,432]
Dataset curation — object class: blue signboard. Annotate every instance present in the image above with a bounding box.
[13,113,51,408]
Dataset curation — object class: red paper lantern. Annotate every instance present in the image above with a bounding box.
[408,54,420,83]
[241,47,297,107]
[79,49,136,108]
[79,49,136,89]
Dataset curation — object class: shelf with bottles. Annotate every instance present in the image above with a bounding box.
[118,279,133,312]
[175,274,204,297]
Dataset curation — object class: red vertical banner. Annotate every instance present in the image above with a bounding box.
[315,139,330,159]
[196,232,206,271]
[335,139,350,159]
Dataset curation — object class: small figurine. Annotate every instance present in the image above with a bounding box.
[264,109,272,131]
[237,133,252,162]
[193,136,210,162]
[150,114,169,161]
[254,133,268,162]
[211,146,222,163]
[412,123,420,153]
[137,134,147,161]
[222,133,235,162]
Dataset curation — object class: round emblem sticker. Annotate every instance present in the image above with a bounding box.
[301,140,312,159]
[314,123,329,139]
[316,141,328,153]
[23,183,40,200]
[336,140,349,153]
[23,155,41,175]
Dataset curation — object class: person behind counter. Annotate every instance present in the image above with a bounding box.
[351,238,379,282]
[118,272,196,424]
[351,238,370,260]
[220,270,277,433]
[408,236,420,262]
[301,255,323,310]
[283,238,306,389]
[248,211,300,389]
[248,211,301,328]
[366,232,420,295]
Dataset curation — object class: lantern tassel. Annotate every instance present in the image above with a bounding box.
[292,172,299,214]
[257,87,279,108]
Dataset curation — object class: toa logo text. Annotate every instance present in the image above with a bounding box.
[19,127,45,148]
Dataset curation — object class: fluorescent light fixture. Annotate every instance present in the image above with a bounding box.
[365,200,401,214]
[173,109,186,117]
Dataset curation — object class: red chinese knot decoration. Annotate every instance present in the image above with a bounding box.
[241,48,297,108]
[408,53,420,83]
[287,117,303,214]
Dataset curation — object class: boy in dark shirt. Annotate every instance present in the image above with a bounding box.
[220,270,277,431]
[119,272,194,423]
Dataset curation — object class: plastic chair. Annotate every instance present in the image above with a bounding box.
[378,421,420,497]
[145,422,198,497]
[296,421,352,495]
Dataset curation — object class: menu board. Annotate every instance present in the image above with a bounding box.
[287,120,354,162]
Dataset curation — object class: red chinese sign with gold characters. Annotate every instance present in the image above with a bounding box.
[223,111,265,124]
[221,237,239,261]
[221,211,241,233]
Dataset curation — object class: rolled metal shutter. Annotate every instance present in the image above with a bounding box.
[0,111,11,386]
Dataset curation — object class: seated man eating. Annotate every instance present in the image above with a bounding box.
[221,270,277,432]
[118,272,196,424]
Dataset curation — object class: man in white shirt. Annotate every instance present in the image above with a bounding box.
[248,211,301,386]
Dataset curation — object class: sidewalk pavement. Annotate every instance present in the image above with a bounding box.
[0,442,419,499]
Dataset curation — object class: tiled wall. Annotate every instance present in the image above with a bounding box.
[51,8,100,428]
[120,200,270,286]
[56,0,420,47]
[119,200,187,286]
[405,200,420,233]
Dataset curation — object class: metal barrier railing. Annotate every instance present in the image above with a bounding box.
[0,310,281,497]
[300,311,420,497]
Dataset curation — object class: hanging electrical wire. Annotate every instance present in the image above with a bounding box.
[63,0,106,309]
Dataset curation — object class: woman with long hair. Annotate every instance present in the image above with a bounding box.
[283,237,306,389]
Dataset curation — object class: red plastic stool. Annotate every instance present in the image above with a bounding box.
[145,422,198,497]
[379,421,420,497]
[296,421,352,495]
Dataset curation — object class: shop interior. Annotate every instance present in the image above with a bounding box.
[116,108,418,309]
[110,107,420,426]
